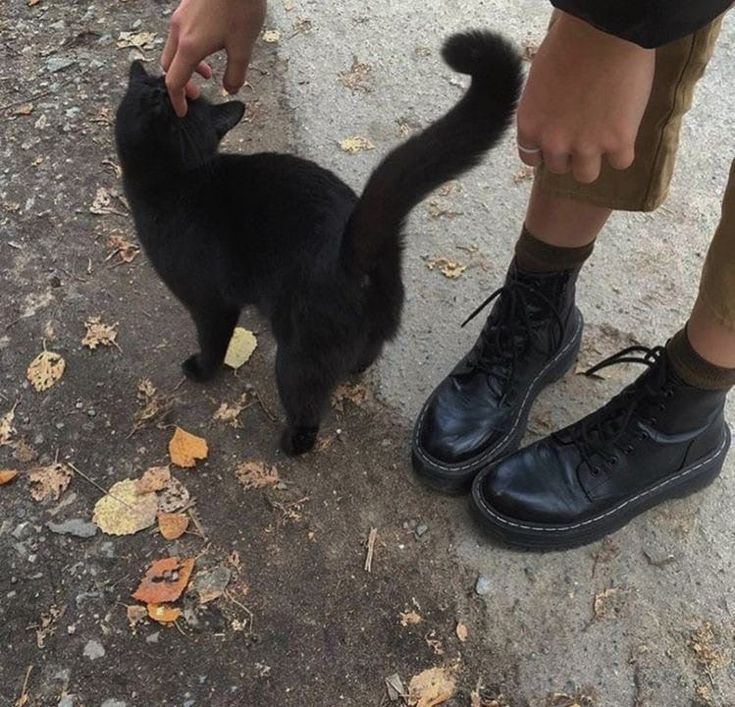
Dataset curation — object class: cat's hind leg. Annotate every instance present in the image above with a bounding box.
[182,302,240,382]
[275,343,340,456]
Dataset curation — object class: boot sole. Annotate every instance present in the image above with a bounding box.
[412,309,584,495]
[470,424,731,550]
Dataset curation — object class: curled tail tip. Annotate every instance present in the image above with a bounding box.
[441,29,523,86]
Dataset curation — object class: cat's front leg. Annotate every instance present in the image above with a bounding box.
[183,303,240,382]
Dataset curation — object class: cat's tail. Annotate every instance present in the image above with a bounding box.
[341,30,523,274]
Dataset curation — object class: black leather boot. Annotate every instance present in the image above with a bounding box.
[471,346,731,549]
[412,260,584,493]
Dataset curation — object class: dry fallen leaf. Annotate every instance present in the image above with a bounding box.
[689,621,729,674]
[0,470,19,485]
[427,201,462,219]
[13,103,34,116]
[13,439,38,463]
[224,327,258,369]
[425,256,466,279]
[157,477,191,513]
[400,610,422,627]
[169,427,208,468]
[28,463,72,501]
[35,605,65,648]
[235,461,280,490]
[93,479,158,535]
[331,383,368,412]
[0,404,17,446]
[262,29,281,43]
[82,317,118,350]
[126,604,148,631]
[131,379,176,435]
[27,350,66,392]
[106,233,140,264]
[147,603,182,624]
[425,632,445,656]
[136,465,171,494]
[592,586,627,620]
[408,667,456,707]
[456,622,468,642]
[117,31,157,50]
[90,186,128,216]
[133,557,195,604]
[340,57,372,93]
[190,566,232,604]
[213,393,249,427]
[339,136,375,154]
[158,512,189,540]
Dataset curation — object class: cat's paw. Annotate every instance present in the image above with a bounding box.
[182,354,216,383]
[280,427,318,457]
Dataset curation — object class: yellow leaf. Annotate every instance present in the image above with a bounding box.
[158,512,189,540]
[169,427,208,468]
[408,667,456,707]
[116,31,157,50]
[28,463,72,501]
[425,256,466,279]
[224,327,258,369]
[147,603,182,624]
[93,479,158,535]
[82,316,118,350]
[339,136,374,154]
[26,350,66,392]
[0,470,18,485]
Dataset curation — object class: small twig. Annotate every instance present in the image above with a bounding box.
[0,75,77,112]
[364,527,378,573]
[188,508,208,542]
[67,462,136,510]
[254,389,278,423]
[225,591,254,633]
[15,664,32,707]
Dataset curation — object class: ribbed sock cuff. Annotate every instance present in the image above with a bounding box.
[515,224,595,273]
[667,327,735,391]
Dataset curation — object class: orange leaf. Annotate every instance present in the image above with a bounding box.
[0,470,18,485]
[158,512,189,540]
[136,465,171,494]
[168,427,208,468]
[132,556,195,604]
[147,603,182,624]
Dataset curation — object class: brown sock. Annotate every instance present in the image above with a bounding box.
[515,224,595,273]
[667,327,735,391]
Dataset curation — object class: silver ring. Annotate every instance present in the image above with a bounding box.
[517,144,542,155]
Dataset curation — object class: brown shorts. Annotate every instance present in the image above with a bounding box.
[537,12,734,330]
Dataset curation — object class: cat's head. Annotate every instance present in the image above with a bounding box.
[115,60,245,171]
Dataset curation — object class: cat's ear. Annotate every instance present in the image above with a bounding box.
[212,101,245,138]
[129,60,148,82]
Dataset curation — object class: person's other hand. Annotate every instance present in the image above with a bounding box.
[162,0,267,117]
[516,11,655,184]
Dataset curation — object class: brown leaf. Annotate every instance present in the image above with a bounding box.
[28,463,72,501]
[425,256,466,279]
[235,461,280,490]
[0,470,19,485]
[106,233,140,264]
[116,31,157,50]
[82,316,118,350]
[212,394,249,427]
[133,557,195,604]
[147,603,182,624]
[399,610,422,627]
[13,440,38,463]
[340,57,372,93]
[592,587,627,620]
[190,566,232,604]
[26,350,66,392]
[13,103,34,115]
[331,383,368,412]
[126,604,148,630]
[136,465,171,494]
[131,379,176,435]
[0,404,17,446]
[339,136,374,154]
[158,512,189,540]
[157,477,191,513]
[455,621,468,642]
[169,427,208,468]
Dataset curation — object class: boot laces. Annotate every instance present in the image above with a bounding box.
[569,345,676,475]
[460,280,565,395]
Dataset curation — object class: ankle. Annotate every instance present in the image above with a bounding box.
[667,327,735,391]
[515,224,594,274]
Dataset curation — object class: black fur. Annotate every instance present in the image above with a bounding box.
[115,31,522,455]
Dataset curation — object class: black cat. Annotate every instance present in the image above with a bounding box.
[115,31,522,455]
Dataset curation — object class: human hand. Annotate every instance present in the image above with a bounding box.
[516,11,655,184]
[162,0,267,117]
